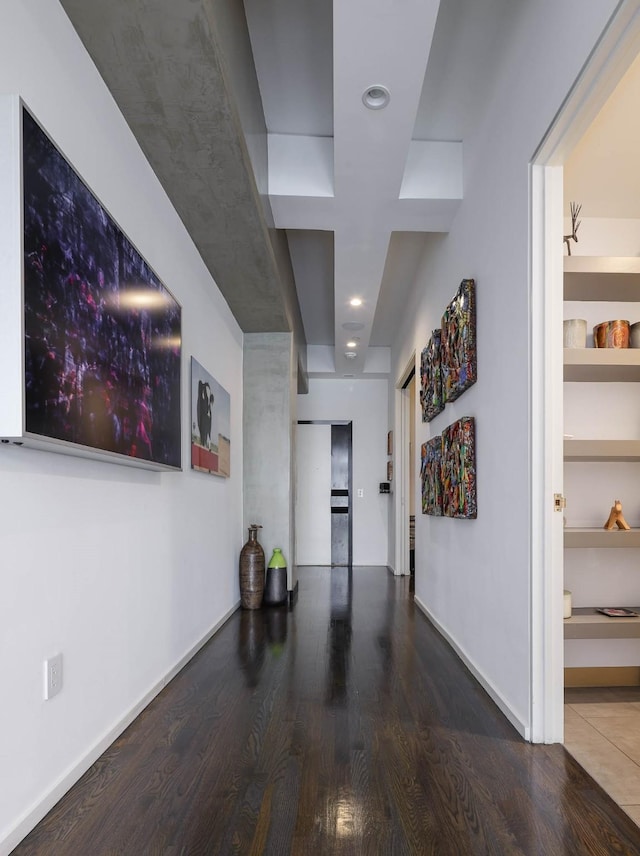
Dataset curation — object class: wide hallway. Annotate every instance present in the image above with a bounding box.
[14,567,640,855]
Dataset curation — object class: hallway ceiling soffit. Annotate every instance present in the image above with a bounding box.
[244,0,527,378]
[244,0,464,377]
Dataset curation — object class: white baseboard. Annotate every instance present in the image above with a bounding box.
[413,595,530,741]
[1,600,240,856]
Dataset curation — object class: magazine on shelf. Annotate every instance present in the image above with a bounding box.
[597,607,640,618]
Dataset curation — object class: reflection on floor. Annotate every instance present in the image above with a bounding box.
[565,686,640,826]
[15,567,640,854]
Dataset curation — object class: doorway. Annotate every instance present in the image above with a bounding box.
[394,354,416,576]
[531,3,640,742]
[330,423,353,567]
[406,371,416,575]
[295,420,353,567]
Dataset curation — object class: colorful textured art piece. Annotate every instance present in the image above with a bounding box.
[441,279,476,403]
[420,330,444,422]
[421,436,443,516]
[441,417,477,519]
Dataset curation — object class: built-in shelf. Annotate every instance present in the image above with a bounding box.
[564,348,640,382]
[564,528,640,548]
[563,257,640,680]
[564,439,640,461]
[565,607,640,639]
[564,256,640,301]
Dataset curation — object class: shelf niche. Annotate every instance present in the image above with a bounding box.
[564,256,640,301]
[564,439,640,462]
[564,528,640,548]
[564,349,640,382]
[565,608,640,639]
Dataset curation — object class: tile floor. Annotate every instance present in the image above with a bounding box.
[565,686,640,825]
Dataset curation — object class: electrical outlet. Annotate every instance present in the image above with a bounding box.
[357,489,364,498]
[44,653,63,700]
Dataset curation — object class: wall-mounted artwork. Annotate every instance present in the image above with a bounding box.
[387,430,393,456]
[441,417,477,519]
[21,106,182,469]
[387,460,393,482]
[420,330,444,422]
[441,279,476,403]
[421,436,443,516]
[190,357,231,477]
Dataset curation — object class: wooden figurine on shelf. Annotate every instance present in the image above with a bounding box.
[603,499,631,531]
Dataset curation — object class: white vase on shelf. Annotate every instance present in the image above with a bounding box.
[563,319,587,348]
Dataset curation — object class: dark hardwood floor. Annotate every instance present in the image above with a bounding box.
[14,566,640,855]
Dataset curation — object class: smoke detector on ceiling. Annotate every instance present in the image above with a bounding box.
[362,85,390,110]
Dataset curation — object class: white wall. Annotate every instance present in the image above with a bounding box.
[564,50,640,220]
[564,217,640,256]
[391,0,619,738]
[0,3,243,852]
[297,378,389,565]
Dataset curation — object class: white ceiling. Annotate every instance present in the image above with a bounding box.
[243,0,513,377]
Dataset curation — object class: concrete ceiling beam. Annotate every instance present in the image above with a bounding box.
[59,0,303,339]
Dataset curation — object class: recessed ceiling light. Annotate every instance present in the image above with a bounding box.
[344,351,357,359]
[346,340,358,348]
[362,85,390,110]
[350,298,362,307]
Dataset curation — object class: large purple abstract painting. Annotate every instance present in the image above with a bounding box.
[22,108,182,469]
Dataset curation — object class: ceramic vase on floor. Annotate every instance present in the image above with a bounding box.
[264,547,288,606]
[239,524,265,609]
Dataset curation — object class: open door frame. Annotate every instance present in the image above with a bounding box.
[394,354,416,577]
[530,0,640,743]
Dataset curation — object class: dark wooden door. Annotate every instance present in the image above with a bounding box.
[330,423,352,566]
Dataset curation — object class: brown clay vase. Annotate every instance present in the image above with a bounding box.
[239,524,265,609]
